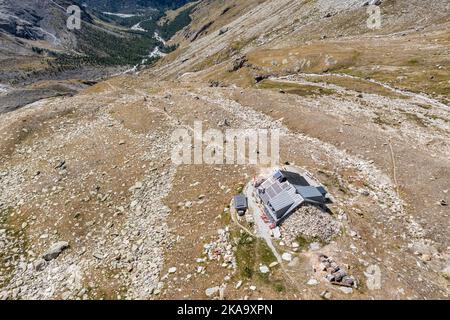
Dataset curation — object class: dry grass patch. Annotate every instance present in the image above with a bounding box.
[303,75,406,99]
[257,79,337,96]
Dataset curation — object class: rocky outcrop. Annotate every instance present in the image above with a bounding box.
[42,241,69,261]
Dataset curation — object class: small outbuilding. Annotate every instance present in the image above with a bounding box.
[234,194,248,216]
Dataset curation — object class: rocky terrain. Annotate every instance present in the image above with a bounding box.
[0,0,449,300]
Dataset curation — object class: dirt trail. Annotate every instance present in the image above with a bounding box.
[277,73,450,111]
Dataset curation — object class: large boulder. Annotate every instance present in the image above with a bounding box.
[205,286,220,297]
[42,241,69,261]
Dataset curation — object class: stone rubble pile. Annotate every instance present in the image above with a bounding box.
[0,97,178,300]
[280,205,341,245]
[319,254,355,288]
[203,227,236,269]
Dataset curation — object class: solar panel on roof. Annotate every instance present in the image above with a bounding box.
[272,183,282,193]
[267,187,276,198]
[273,170,283,180]
[270,193,294,211]
[261,179,273,189]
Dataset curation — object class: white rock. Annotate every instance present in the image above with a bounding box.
[349,230,358,237]
[93,252,105,260]
[282,252,292,262]
[34,258,47,271]
[197,266,205,273]
[307,278,319,286]
[320,290,332,300]
[219,285,226,300]
[129,181,143,192]
[442,266,450,278]
[168,267,177,274]
[42,241,69,261]
[339,287,353,294]
[205,286,220,297]
[259,265,270,274]
[269,261,279,268]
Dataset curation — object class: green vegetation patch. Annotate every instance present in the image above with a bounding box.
[0,207,30,288]
[258,80,336,96]
[304,75,406,99]
[235,232,256,279]
[342,68,450,99]
[295,234,325,251]
[220,206,232,225]
[272,280,286,293]
[407,59,420,66]
[320,170,350,195]
[373,111,399,128]
[234,232,278,286]
[66,24,161,66]
[159,6,194,40]
[230,36,257,54]
[51,4,195,69]
[401,111,428,127]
